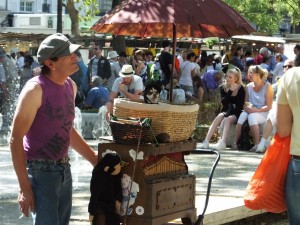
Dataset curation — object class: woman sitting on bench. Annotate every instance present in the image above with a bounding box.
[232,65,273,151]
[200,68,245,150]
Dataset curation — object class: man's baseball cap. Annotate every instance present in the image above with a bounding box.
[37,33,81,65]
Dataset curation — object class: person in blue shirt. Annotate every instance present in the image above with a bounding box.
[202,70,224,92]
[76,51,88,96]
[83,76,109,109]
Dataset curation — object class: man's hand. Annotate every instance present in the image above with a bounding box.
[89,214,94,224]
[18,186,35,217]
[119,83,126,93]
[115,200,121,214]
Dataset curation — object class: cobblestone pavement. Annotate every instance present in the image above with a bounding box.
[0,142,291,225]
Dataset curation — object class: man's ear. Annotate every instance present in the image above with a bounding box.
[44,59,55,71]
[104,166,109,172]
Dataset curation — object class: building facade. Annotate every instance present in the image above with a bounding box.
[0,0,107,34]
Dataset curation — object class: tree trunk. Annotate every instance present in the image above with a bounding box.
[111,0,126,52]
[111,36,126,53]
[57,0,63,33]
[66,0,80,36]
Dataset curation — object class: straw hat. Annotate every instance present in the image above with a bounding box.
[119,65,135,77]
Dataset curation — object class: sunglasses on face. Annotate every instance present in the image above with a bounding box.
[283,65,293,68]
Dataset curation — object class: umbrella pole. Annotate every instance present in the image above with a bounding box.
[170,23,177,103]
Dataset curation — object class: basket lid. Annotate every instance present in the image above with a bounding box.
[114,99,199,113]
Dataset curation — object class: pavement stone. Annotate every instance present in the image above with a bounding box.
[0,140,287,225]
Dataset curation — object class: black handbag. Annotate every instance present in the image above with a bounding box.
[224,103,235,117]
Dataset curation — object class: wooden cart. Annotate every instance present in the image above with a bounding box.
[95,139,197,225]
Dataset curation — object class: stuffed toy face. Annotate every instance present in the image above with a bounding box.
[109,163,121,175]
[101,152,123,174]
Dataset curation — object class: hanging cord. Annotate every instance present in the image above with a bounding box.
[144,118,159,147]
[123,118,143,225]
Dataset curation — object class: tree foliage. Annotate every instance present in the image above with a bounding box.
[223,0,300,35]
[63,0,99,35]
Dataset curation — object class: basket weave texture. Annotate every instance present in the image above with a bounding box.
[113,99,199,142]
[110,120,153,144]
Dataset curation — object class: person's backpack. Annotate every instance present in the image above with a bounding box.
[237,120,254,151]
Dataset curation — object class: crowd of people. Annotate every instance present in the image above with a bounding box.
[1,38,300,154]
[199,43,299,154]
[0,40,300,153]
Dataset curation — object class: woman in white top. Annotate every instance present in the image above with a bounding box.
[179,52,196,94]
[232,65,273,151]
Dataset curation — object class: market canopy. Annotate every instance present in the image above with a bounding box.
[90,0,255,102]
[232,35,285,44]
[91,0,255,39]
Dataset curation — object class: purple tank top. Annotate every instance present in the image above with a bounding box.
[24,75,75,160]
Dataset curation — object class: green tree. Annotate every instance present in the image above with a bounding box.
[62,0,126,52]
[224,0,299,35]
[63,0,99,36]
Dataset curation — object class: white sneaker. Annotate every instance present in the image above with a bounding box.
[199,140,209,149]
[215,141,226,150]
[256,142,266,153]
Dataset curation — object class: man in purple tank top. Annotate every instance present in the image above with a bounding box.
[9,33,98,225]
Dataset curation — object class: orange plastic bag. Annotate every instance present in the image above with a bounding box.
[244,133,291,213]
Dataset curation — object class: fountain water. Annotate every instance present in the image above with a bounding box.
[0,56,19,146]
[92,105,111,139]
[71,107,83,190]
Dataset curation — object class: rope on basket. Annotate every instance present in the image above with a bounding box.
[122,118,143,225]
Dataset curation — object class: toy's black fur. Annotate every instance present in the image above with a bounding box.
[88,153,122,225]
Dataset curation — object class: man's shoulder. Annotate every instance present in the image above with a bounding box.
[100,56,109,62]
[132,75,143,81]
[89,56,96,61]
[160,51,171,58]
[98,85,109,92]
[204,70,215,76]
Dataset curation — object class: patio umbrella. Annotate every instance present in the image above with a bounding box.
[90,0,255,100]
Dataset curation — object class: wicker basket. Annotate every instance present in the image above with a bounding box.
[113,99,199,142]
[110,118,153,145]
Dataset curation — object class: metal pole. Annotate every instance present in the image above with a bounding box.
[170,23,177,103]
[57,0,63,33]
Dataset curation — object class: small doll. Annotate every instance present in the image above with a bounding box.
[88,151,124,225]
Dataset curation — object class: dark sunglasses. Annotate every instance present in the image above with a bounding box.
[283,65,293,69]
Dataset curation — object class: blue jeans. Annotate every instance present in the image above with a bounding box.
[27,160,72,225]
[285,158,300,225]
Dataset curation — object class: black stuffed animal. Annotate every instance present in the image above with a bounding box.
[143,80,163,104]
[88,152,123,225]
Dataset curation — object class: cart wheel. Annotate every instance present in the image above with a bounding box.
[181,217,192,225]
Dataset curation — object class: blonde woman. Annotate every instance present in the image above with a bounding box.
[200,68,245,150]
[232,65,274,151]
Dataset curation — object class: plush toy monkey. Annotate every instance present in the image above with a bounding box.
[88,152,123,225]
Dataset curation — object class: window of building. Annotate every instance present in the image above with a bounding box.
[20,1,33,12]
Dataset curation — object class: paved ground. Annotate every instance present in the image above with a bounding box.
[0,140,289,225]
